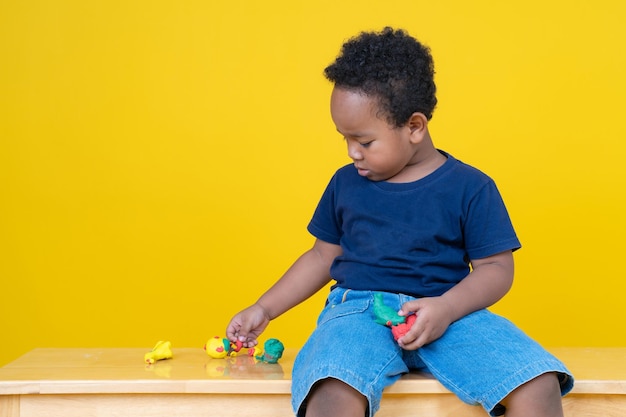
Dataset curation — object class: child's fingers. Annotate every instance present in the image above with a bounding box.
[226,318,243,342]
[396,315,419,347]
[398,300,422,319]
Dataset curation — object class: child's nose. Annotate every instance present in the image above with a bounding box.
[347,141,363,160]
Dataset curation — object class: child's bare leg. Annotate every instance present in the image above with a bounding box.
[500,372,564,417]
[305,378,368,417]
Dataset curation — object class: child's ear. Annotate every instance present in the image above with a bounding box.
[407,112,428,143]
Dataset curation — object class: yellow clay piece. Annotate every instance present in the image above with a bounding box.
[204,336,229,359]
[230,345,263,358]
[144,341,173,364]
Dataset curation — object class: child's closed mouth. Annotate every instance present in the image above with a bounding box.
[355,165,369,175]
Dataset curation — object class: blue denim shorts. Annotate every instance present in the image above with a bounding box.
[292,288,574,416]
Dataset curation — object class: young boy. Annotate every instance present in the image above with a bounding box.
[226,27,573,417]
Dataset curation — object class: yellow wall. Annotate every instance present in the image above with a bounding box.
[1,1,625,366]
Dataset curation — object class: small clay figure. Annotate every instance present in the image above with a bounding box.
[372,293,416,341]
[256,338,285,364]
[144,340,173,364]
[204,336,262,359]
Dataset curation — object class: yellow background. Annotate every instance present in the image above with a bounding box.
[1,1,625,366]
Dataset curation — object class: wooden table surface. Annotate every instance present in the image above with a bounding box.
[1,347,625,417]
[1,347,625,395]
[0,347,293,394]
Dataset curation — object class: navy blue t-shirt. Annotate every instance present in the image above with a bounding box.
[307,151,521,298]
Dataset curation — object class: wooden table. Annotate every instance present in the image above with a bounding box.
[0,347,624,416]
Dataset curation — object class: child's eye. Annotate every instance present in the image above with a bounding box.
[360,141,373,148]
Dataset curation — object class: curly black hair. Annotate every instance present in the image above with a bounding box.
[324,27,437,125]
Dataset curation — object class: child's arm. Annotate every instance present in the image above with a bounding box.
[397,250,514,350]
[226,238,341,347]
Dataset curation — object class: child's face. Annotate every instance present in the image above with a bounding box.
[330,87,419,182]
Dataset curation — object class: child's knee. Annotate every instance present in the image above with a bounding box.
[521,372,562,398]
[309,377,365,402]
[306,378,368,417]
[500,372,563,416]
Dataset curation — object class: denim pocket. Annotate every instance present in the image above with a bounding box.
[317,288,371,326]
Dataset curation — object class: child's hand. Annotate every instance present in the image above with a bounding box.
[396,296,455,350]
[226,303,272,348]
